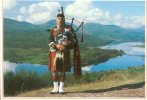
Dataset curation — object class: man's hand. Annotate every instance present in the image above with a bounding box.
[62,41,69,46]
[56,44,65,50]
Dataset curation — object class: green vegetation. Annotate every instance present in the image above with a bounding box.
[4,18,145,47]
[4,65,145,96]
[3,17,145,97]
[4,46,125,67]
[133,55,145,57]
[4,31,125,66]
[73,47,125,66]
[4,70,52,96]
[132,45,145,48]
[3,18,144,96]
[4,18,145,66]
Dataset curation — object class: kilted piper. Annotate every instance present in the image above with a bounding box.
[47,7,82,94]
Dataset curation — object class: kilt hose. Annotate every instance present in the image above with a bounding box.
[48,51,71,72]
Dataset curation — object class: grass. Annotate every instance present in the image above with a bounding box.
[12,65,145,97]
[15,75,145,97]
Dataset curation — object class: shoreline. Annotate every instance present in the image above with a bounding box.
[4,47,125,66]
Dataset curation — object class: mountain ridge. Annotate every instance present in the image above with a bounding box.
[3,17,145,31]
[3,18,145,47]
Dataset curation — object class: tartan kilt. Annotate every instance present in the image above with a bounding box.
[48,50,71,72]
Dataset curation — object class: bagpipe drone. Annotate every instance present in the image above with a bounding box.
[56,7,84,50]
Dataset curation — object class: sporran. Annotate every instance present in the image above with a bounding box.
[54,51,64,71]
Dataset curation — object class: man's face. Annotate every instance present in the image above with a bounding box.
[56,17,65,27]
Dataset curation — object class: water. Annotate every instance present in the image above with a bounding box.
[99,42,145,55]
[3,42,145,74]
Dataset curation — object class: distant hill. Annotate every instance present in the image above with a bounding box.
[126,26,145,33]
[4,18,77,33]
[3,18,37,33]
[3,18,145,47]
[80,22,145,46]
[83,23,144,36]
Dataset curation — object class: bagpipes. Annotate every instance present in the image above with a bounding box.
[55,7,84,70]
[60,7,84,32]
[59,7,84,44]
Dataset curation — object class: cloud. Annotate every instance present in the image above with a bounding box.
[105,11,110,19]
[119,16,145,28]
[34,64,42,67]
[65,0,144,28]
[17,0,144,28]
[3,0,17,10]
[17,15,24,21]
[82,65,93,72]
[22,2,61,24]
[19,6,26,14]
[111,15,145,28]
[3,61,18,74]
[65,0,103,23]
[114,13,122,20]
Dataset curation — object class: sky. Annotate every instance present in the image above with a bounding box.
[3,0,145,28]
